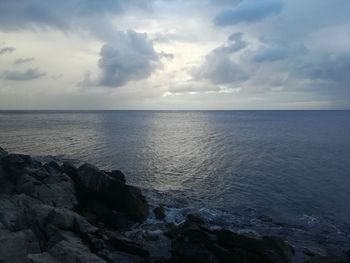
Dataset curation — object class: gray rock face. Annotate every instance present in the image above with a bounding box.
[0,149,152,263]
[0,230,40,263]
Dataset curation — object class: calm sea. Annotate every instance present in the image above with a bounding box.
[1,110,350,249]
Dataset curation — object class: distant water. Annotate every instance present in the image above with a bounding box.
[1,110,350,251]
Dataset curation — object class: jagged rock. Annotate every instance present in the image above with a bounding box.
[1,154,41,182]
[105,170,126,183]
[48,240,106,262]
[167,220,295,263]
[0,230,40,263]
[106,232,150,258]
[0,146,7,156]
[0,194,42,232]
[15,167,77,209]
[76,163,148,223]
[154,205,166,220]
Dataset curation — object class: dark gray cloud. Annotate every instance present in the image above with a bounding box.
[193,52,249,85]
[0,0,152,30]
[2,68,46,81]
[214,0,283,26]
[292,53,350,84]
[251,40,307,63]
[0,46,15,55]
[193,33,249,84]
[83,30,161,87]
[13,57,35,65]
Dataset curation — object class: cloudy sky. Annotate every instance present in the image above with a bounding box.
[0,0,349,110]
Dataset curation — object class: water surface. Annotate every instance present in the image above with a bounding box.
[1,110,349,228]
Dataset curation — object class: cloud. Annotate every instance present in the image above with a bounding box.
[2,68,46,81]
[83,30,161,88]
[214,0,283,26]
[13,57,35,65]
[292,53,350,84]
[0,0,152,31]
[251,40,308,63]
[0,46,15,55]
[192,33,249,85]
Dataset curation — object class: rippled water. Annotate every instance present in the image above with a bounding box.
[1,110,350,230]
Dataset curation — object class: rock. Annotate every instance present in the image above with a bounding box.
[76,163,148,223]
[187,213,205,224]
[301,256,347,263]
[1,154,40,182]
[97,249,146,263]
[15,169,78,209]
[167,220,295,263]
[105,170,126,183]
[27,252,59,263]
[154,205,166,220]
[0,194,42,232]
[0,230,40,263]
[107,233,150,258]
[0,146,7,156]
[48,240,107,262]
[142,230,162,241]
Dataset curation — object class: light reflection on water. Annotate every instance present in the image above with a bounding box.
[0,110,350,226]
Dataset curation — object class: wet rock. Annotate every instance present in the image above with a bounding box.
[168,220,295,263]
[187,213,205,224]
[154,205,166,220]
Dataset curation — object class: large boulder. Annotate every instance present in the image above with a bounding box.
[67,163,148,225]
[15,163,78,209]
[48,240,107,262]
[167,218,294,263]
[1,154,41,182]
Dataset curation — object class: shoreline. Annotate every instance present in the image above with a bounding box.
[0,146,348,263]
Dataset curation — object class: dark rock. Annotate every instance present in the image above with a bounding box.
[187,213,205,224]
[0,146,7,156]
[97,249,146,263]
[1,154,41,181]
[107,233,150,258]
[76,163,148,223]
[105,170,126,183]
[154,205,166,220]
[48,240,107,262]
[301,256,347,263]
[27,252,59,263]
[15,170,78,209]
[0,230,40,263]
[168,220,295,263]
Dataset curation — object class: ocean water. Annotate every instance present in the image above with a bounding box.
[1,110,350,252]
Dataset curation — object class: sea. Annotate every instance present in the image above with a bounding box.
[1,110,349,255]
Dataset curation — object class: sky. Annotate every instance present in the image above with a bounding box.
[0,0,349,110]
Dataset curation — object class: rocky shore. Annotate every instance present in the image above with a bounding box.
[0,147,348,263]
